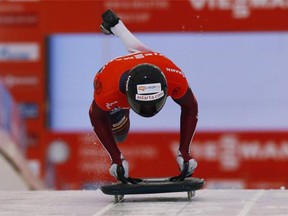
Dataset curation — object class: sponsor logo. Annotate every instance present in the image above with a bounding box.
[104,1,169,10]
[188,0,288,19]
[137,83,161,94]
[122,56,134,60]
[106,101,118,110]
[136,90,164,101]
[18,103,39,118]
[166,67,185,78]
[0,43,39,61]
[126,75,131,92]
[0,74,39,88]
[117,52,163,61]
[0,4,24,13]
[0,13,38,26]
[134,53,145,59]
[170,134,288,171]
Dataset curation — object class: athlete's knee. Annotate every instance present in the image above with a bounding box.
[109,109,130,143]
[113,130,129,143]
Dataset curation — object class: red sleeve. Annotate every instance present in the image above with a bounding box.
[89,100,122,165]
[173,87,198,161]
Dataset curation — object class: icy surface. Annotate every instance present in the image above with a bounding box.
[0,189,288,216]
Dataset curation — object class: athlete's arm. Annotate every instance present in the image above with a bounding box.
[111,20,152,53]
[173,87,198,162]
[89,100,122,165]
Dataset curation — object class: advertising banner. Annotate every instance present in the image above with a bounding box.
[1,0,288,189]
[100,0,288,32]
[43,131,288,189]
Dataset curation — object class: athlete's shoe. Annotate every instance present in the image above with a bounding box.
[100,9,120,35]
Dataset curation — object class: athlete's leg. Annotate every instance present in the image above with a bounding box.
[108,108,130,143]
[111,20,151,53]
[101,9,151,53]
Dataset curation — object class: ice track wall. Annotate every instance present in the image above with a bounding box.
[0,81,45,190]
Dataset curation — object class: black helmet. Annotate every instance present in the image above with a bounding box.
[126,63,168,117]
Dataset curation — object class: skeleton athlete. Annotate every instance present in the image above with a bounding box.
[89,9,198,183]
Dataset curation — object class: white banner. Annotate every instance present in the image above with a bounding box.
[0,43,39,62]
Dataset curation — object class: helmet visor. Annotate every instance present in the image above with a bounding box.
[136,94,167,117]
[139,104,157,117]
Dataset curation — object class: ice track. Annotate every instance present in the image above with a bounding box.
[1,189,288,216]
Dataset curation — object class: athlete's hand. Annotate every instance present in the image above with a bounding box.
[109,159,129,182]
[170,152,198,182]
[109,159,142,184]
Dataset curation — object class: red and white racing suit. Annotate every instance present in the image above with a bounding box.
[89,20,198,166]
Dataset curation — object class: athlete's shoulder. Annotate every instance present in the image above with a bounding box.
[155,55,188,100]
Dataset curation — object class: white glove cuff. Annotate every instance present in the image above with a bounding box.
[176,151,198,175]
[109,159,129,178]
